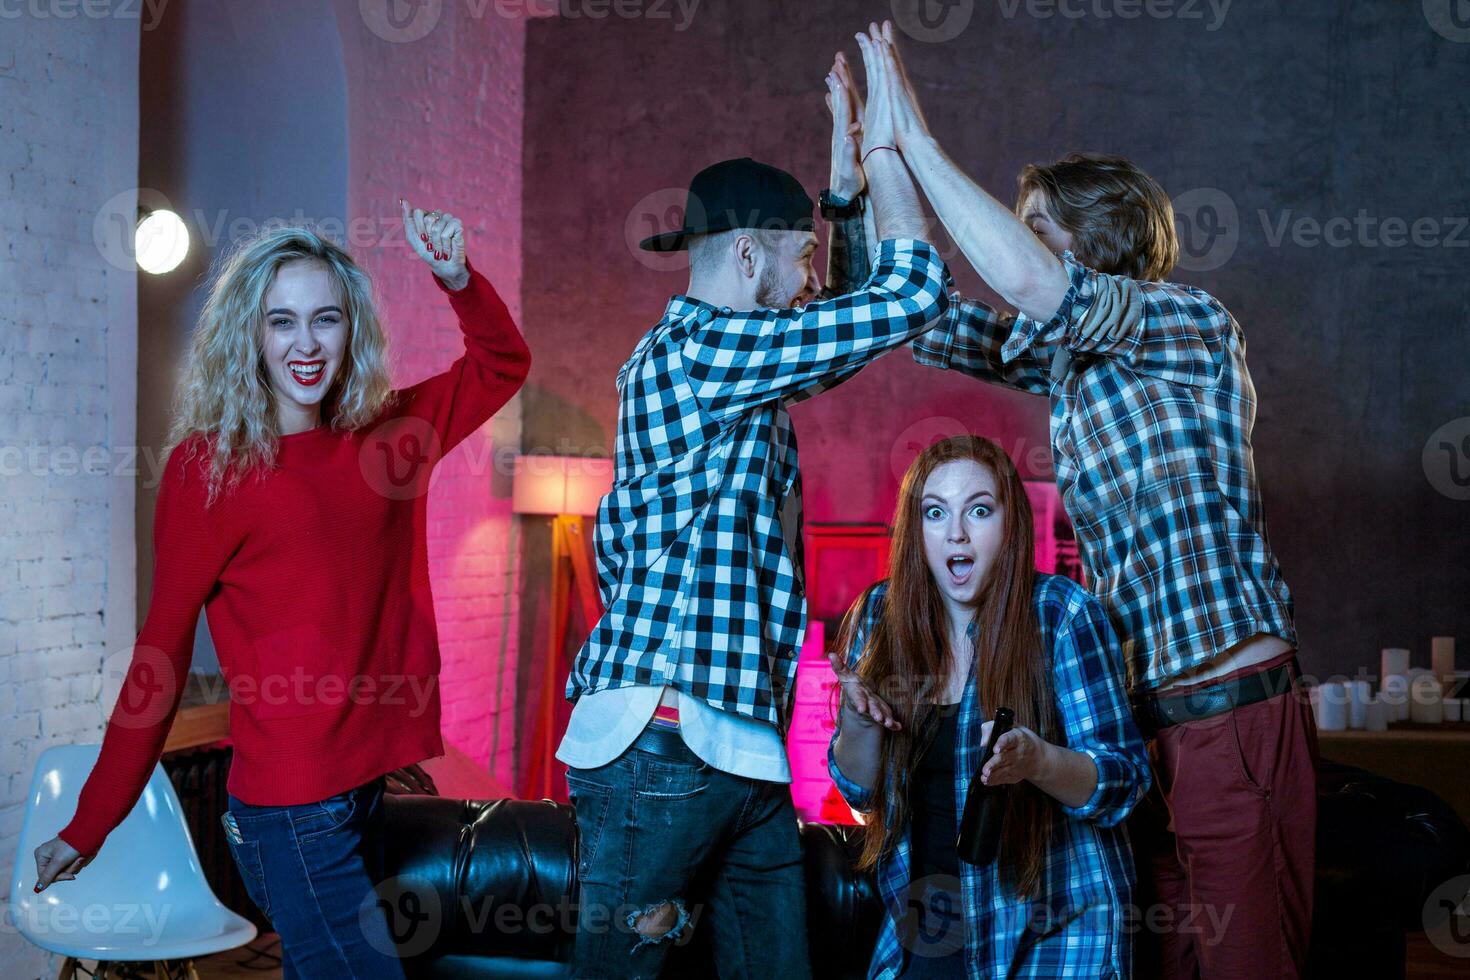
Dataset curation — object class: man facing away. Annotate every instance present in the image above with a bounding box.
[555,44,952,977]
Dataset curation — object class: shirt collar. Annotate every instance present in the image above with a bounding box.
[665,294,730,321]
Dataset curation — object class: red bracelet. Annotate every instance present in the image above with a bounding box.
[861,145,899,167]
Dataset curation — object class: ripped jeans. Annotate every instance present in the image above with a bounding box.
[565,727,811,979]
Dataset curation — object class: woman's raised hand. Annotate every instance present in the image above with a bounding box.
[828,651,903,731]
[401,198,469,290]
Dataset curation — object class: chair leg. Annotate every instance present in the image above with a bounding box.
[55,957,77,980]
[184,962,201,980]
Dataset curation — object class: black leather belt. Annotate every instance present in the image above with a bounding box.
[1136,657,1301,733]
[630,723,692,760]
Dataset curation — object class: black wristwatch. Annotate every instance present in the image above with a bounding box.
[819,189,861,221]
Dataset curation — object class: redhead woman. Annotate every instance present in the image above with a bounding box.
[32,202,530,979]
[827,436,1149,979]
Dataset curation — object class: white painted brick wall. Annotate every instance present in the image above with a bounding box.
[0,10,139,979]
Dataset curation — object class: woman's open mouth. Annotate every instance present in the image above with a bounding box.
[288,360,326,387]
[946,554,975,586]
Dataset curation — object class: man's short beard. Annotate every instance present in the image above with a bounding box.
[754,259,789,308]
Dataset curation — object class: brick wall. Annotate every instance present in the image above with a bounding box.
[332,0,528,785]
[0,12,140,979]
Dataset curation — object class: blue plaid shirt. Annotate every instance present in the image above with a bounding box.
[913,252,1296,692]
[827,574,1149,979]
[568,239,950,730]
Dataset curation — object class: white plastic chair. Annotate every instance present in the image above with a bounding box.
[7,744,257,978]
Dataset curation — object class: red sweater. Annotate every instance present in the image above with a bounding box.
[59,262,530,857]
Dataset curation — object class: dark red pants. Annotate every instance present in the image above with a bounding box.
[1130,650,1319,979]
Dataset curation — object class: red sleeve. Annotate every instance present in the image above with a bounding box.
[57,441,236,857]
[392,259,532,456]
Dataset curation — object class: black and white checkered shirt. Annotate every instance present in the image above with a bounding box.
[567,239,950,731]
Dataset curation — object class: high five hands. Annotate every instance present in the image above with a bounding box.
[825,51,865,201]
[401,198,469,291]
[846,21,933,157]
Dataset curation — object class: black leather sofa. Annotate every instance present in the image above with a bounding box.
[377,761,1469,979]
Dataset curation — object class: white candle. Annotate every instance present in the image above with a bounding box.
[1348,680,1371,729]
[1411,673,1444,724]
[1365,695,1387,732]
[1444,698,1464,723]
[1433,637,1456,684]
[1381,674,1410,722]
[1313,682,1349,731]
[1381,647,1411,681]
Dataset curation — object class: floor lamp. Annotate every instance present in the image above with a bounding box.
[513,455,613,801]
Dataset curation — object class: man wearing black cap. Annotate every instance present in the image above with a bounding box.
[555,28,949,978]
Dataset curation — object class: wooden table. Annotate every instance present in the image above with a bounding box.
[1318,727,1470,827]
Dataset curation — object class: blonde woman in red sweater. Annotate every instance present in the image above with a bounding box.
[32,201,530,979]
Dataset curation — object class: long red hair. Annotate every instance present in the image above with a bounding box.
[834,435,1060,897]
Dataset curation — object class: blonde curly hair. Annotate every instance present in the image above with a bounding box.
[167,227,393,502]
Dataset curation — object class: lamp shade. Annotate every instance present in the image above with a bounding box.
[512,455,613,517]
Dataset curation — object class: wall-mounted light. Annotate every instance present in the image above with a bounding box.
[135,209,189,274]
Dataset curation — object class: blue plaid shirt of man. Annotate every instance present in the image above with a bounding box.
[567,239,950,731]
[913,251,1296,692]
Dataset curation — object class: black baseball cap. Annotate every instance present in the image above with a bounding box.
[639,157,816,252]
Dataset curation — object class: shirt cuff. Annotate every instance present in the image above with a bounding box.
[1058,744,1146,827]
[999,249,1096,364]
[911,303,958,369]
[827,738,876,814]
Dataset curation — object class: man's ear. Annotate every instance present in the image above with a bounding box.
[733,233,759,280]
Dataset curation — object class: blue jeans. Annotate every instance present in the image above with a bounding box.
[565,727,812,979]
[222,775,404,979]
